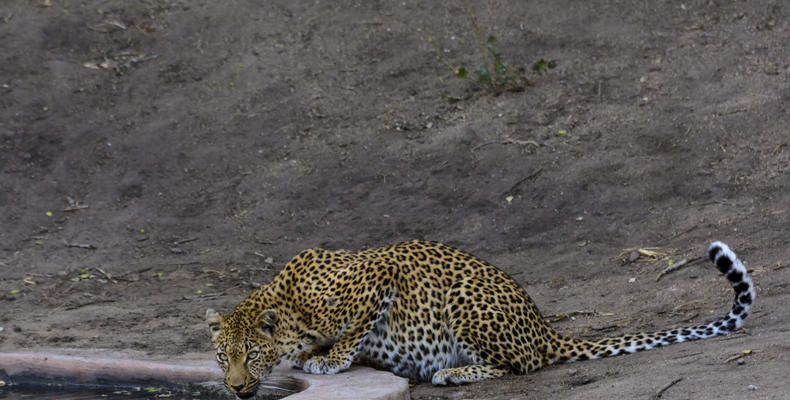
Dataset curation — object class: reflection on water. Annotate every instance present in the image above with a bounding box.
[0,382,293,400]
[1,385,210,400]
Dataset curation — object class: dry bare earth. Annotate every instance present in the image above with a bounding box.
[1,1,789,399]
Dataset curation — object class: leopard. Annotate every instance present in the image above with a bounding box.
[206,240,754,398]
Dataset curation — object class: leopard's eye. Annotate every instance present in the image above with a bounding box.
[217,352,228,362]
[247,351,259,360]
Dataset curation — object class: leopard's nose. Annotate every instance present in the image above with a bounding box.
[230,384,244,392]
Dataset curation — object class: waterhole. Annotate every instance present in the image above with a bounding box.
[0,381,294,400]
[0,353,302,400]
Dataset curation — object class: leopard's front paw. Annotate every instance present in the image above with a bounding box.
[302,356,349,375]
[291,352,311,369]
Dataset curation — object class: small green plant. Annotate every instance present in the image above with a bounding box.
[429,8,556,95]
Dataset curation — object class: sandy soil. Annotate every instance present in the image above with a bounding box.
[1,1,789,399]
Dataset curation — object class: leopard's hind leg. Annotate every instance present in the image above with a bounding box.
[432,277,549,384]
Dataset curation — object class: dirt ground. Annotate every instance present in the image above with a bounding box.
[1,0,789,399]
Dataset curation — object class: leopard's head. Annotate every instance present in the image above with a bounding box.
[206,308,279,399]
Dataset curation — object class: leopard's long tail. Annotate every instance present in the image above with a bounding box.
[545,241,754,364]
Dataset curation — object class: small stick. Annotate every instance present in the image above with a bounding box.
[471,141,497,152]
[64,299,116,310]
[63,205,89,212]
[63,240,97,250]
[25,272,56,278]
[182,284,242,301]
[547,310,614,323]
[770,138,788,156]
[654,377,683,399]
[597,80,602,102]
[656,257,702,282]
[723,353,746,364]
[173,237,197,245]
[502,138,540,147]
[94,267,118,284]
[670,351,703,361]
[724,350,755,364]
[505,168,544,195]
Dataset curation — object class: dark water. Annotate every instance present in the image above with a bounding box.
[0,371,301,400]
[0,384,222,400]
[1,386,205,399]
[0,383,290,400]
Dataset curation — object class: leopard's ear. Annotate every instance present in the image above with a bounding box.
[256,309,277,339]
[205,308,223,345]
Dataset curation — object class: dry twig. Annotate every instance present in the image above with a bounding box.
[64,299,116,310]
[616,247,672,262]
[653,377,683,399]
[724,349,756,364]
[94,267,118,284]
[770,138,788,156]
[656,257,702,282]
[63,240,97,250]
[546,310,614,323]
[505,168,543,195]
[502,138,540,147]
[173,237,197,245]
[182,284,242,301]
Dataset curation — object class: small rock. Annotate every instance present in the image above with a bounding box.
[628,251,640,263]
[748,384,758,391]
[567,368,577,376]
[737,358,745,365]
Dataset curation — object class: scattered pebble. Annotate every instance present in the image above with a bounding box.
[748,384,758,391]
